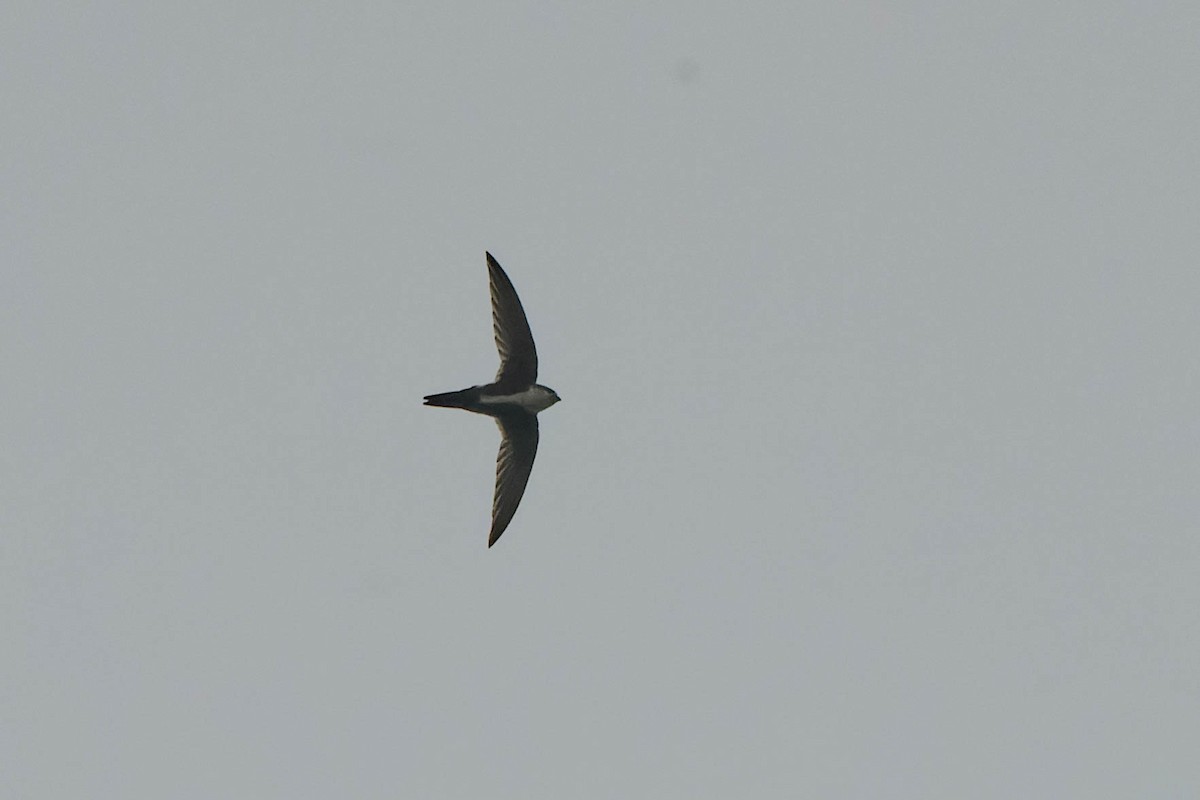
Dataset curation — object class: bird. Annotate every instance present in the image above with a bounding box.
[424,252,561,547]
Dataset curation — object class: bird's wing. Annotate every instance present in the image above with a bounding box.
[487,252,538,390]
[489,412,540,547]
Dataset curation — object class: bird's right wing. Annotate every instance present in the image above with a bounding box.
[489,413,539,547]
[487,252,538,390]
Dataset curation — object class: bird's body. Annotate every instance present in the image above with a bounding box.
[423,253,560,547]
[424,383,560,416]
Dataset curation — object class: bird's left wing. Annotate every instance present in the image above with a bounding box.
[489,412,539,547]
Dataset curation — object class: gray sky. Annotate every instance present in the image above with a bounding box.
[4,3,1199,797]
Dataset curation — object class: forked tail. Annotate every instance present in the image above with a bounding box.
[423,388,475,408]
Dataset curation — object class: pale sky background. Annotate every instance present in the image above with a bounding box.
[3,3,1199,798]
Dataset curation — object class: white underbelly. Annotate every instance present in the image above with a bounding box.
[479,386,556,412]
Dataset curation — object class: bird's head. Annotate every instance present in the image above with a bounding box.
[536,384,562,409]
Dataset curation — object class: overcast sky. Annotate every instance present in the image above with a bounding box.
[4,3,1199,798]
